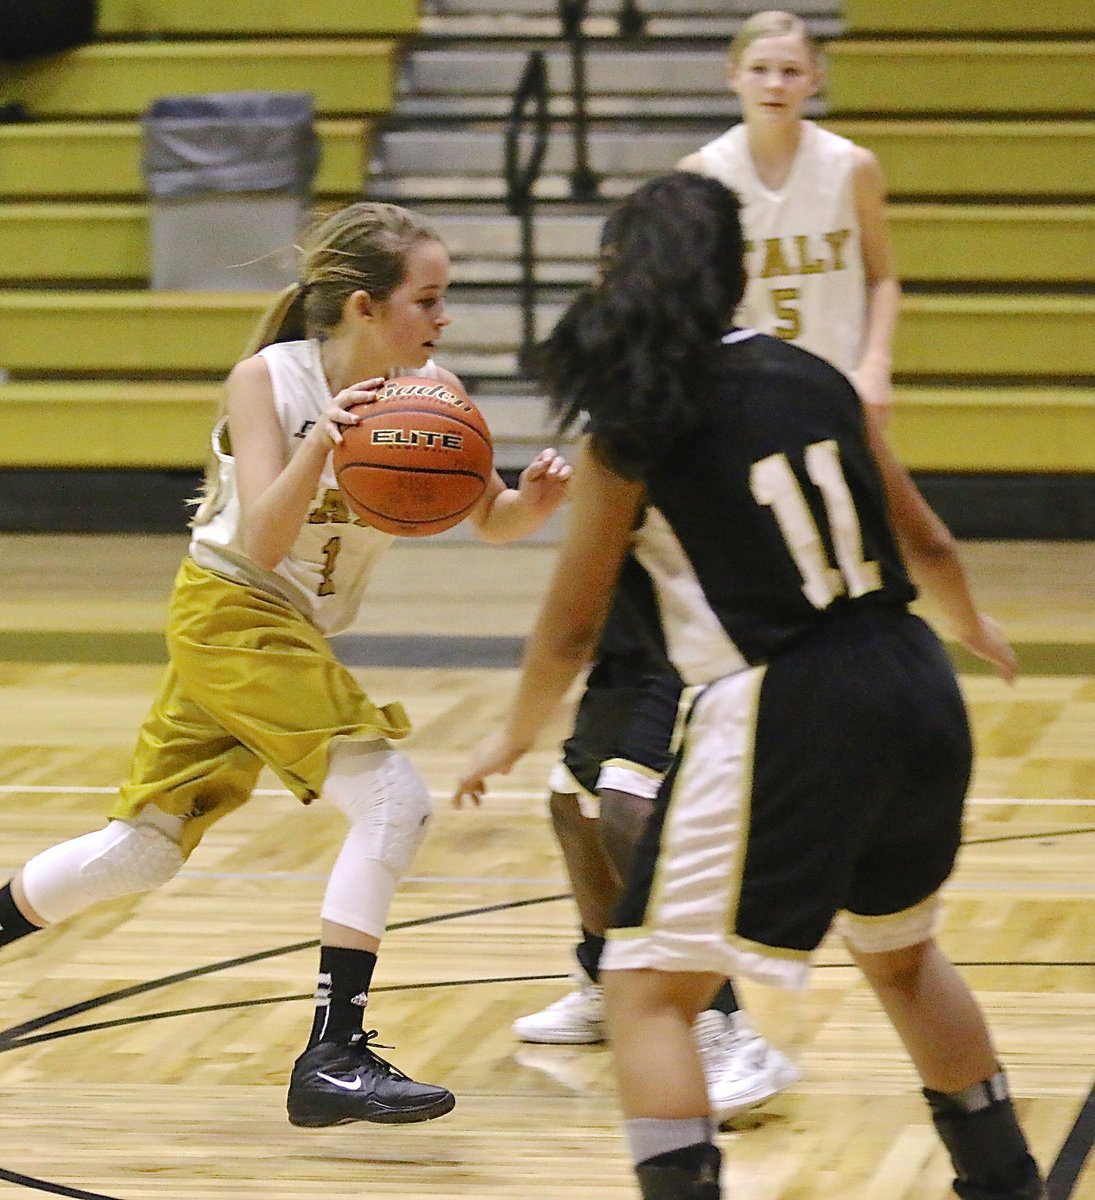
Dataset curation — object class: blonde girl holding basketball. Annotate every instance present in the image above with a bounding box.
[0,201,569,1129]
[679,8,900,422]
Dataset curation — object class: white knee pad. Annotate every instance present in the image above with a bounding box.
[21,807,185,925]
[320,739,433,937]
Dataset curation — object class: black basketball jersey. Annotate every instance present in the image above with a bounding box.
[617,330,916,686]
[594,552,670,663]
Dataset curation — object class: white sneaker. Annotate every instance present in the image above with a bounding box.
[512,974,606,1044]
[693,1009,800,1122]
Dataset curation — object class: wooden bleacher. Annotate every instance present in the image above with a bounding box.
[827,41,1093,115]
[826,0,1094,498]
[95,0,419,37]
[0,1,416,478]
[0,120,370,200]
[0,41,397,118]
[842,0,1093,36]
[825,120,1095,198]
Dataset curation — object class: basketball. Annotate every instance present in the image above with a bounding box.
[333,375,494,537]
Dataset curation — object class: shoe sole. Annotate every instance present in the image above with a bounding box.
[512,1029,607,1045]
[288,1092,456,1128]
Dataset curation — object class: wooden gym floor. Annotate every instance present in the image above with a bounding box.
[0,534,1092,1200]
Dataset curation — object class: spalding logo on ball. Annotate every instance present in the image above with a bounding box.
[333,376,494,537]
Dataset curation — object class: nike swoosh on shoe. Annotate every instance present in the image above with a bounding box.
[316,1072,364,1091]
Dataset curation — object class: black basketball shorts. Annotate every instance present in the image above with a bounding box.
[549,654,687,808]
[605,609,972,987]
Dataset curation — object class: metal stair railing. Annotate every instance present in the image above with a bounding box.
[504,3,647,376]
[504,49,551,378]
[558,0,598,201]
[559,0,647,201]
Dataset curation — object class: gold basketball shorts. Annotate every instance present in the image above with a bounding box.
[109,557,410,856]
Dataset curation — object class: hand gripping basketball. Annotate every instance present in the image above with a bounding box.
[333,376,494,537]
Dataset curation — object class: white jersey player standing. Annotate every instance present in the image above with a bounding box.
[679,8,901,422]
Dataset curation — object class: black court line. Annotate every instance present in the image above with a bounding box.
[4,964,1093,1052]
[0,892,569,1044]
[963,826,1095,847]
[0,974,572,1052]
[0,1169,118,1199]
[1047,1083,1095,1200]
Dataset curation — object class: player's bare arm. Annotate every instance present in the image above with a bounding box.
[849,146,900,422]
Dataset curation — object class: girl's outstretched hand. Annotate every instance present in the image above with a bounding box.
[958,613,1019,683]
[516,448,572,520]
[453,730,526,808]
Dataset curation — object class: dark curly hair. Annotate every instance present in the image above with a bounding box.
[540,172,747,478]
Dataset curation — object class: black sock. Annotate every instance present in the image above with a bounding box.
[575,926,605,983]
[0,882,42,949]
[636,1142,721,1200]
[707,979,739,1016]
[307,945,378,1047]
[641,1143,717,1172]
[925,1072,1044,1197]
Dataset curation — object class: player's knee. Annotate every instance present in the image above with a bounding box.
[845,931,936,993]
[82,821,184,899]
[838,895,942,975]
[375,752,432,875]
[21,813,184,924]
[599,789,652,879]
[323,742,432,877]
[548,789,586,837]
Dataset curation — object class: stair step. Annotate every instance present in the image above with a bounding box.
[829,120,1095,199]
[381,119,1095,201]
[394,93,741,120]
[368,172,641,203]
[376,112,1088,191]
[418,13,841,39]
[372,127,722,178]
[398,46,731,96]
[890,387,1095,472]
[425,0,839,14]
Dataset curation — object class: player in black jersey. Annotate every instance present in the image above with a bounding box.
[457,173,1043,1200]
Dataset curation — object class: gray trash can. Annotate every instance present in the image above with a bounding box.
[142,91,320,291]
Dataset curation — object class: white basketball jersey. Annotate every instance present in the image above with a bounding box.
[696,120,866,375]
[191,340,441,636]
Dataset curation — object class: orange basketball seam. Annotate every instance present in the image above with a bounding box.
[336,464,489,480]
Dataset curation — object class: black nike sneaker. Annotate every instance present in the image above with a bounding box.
[286,1031,456,1127]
